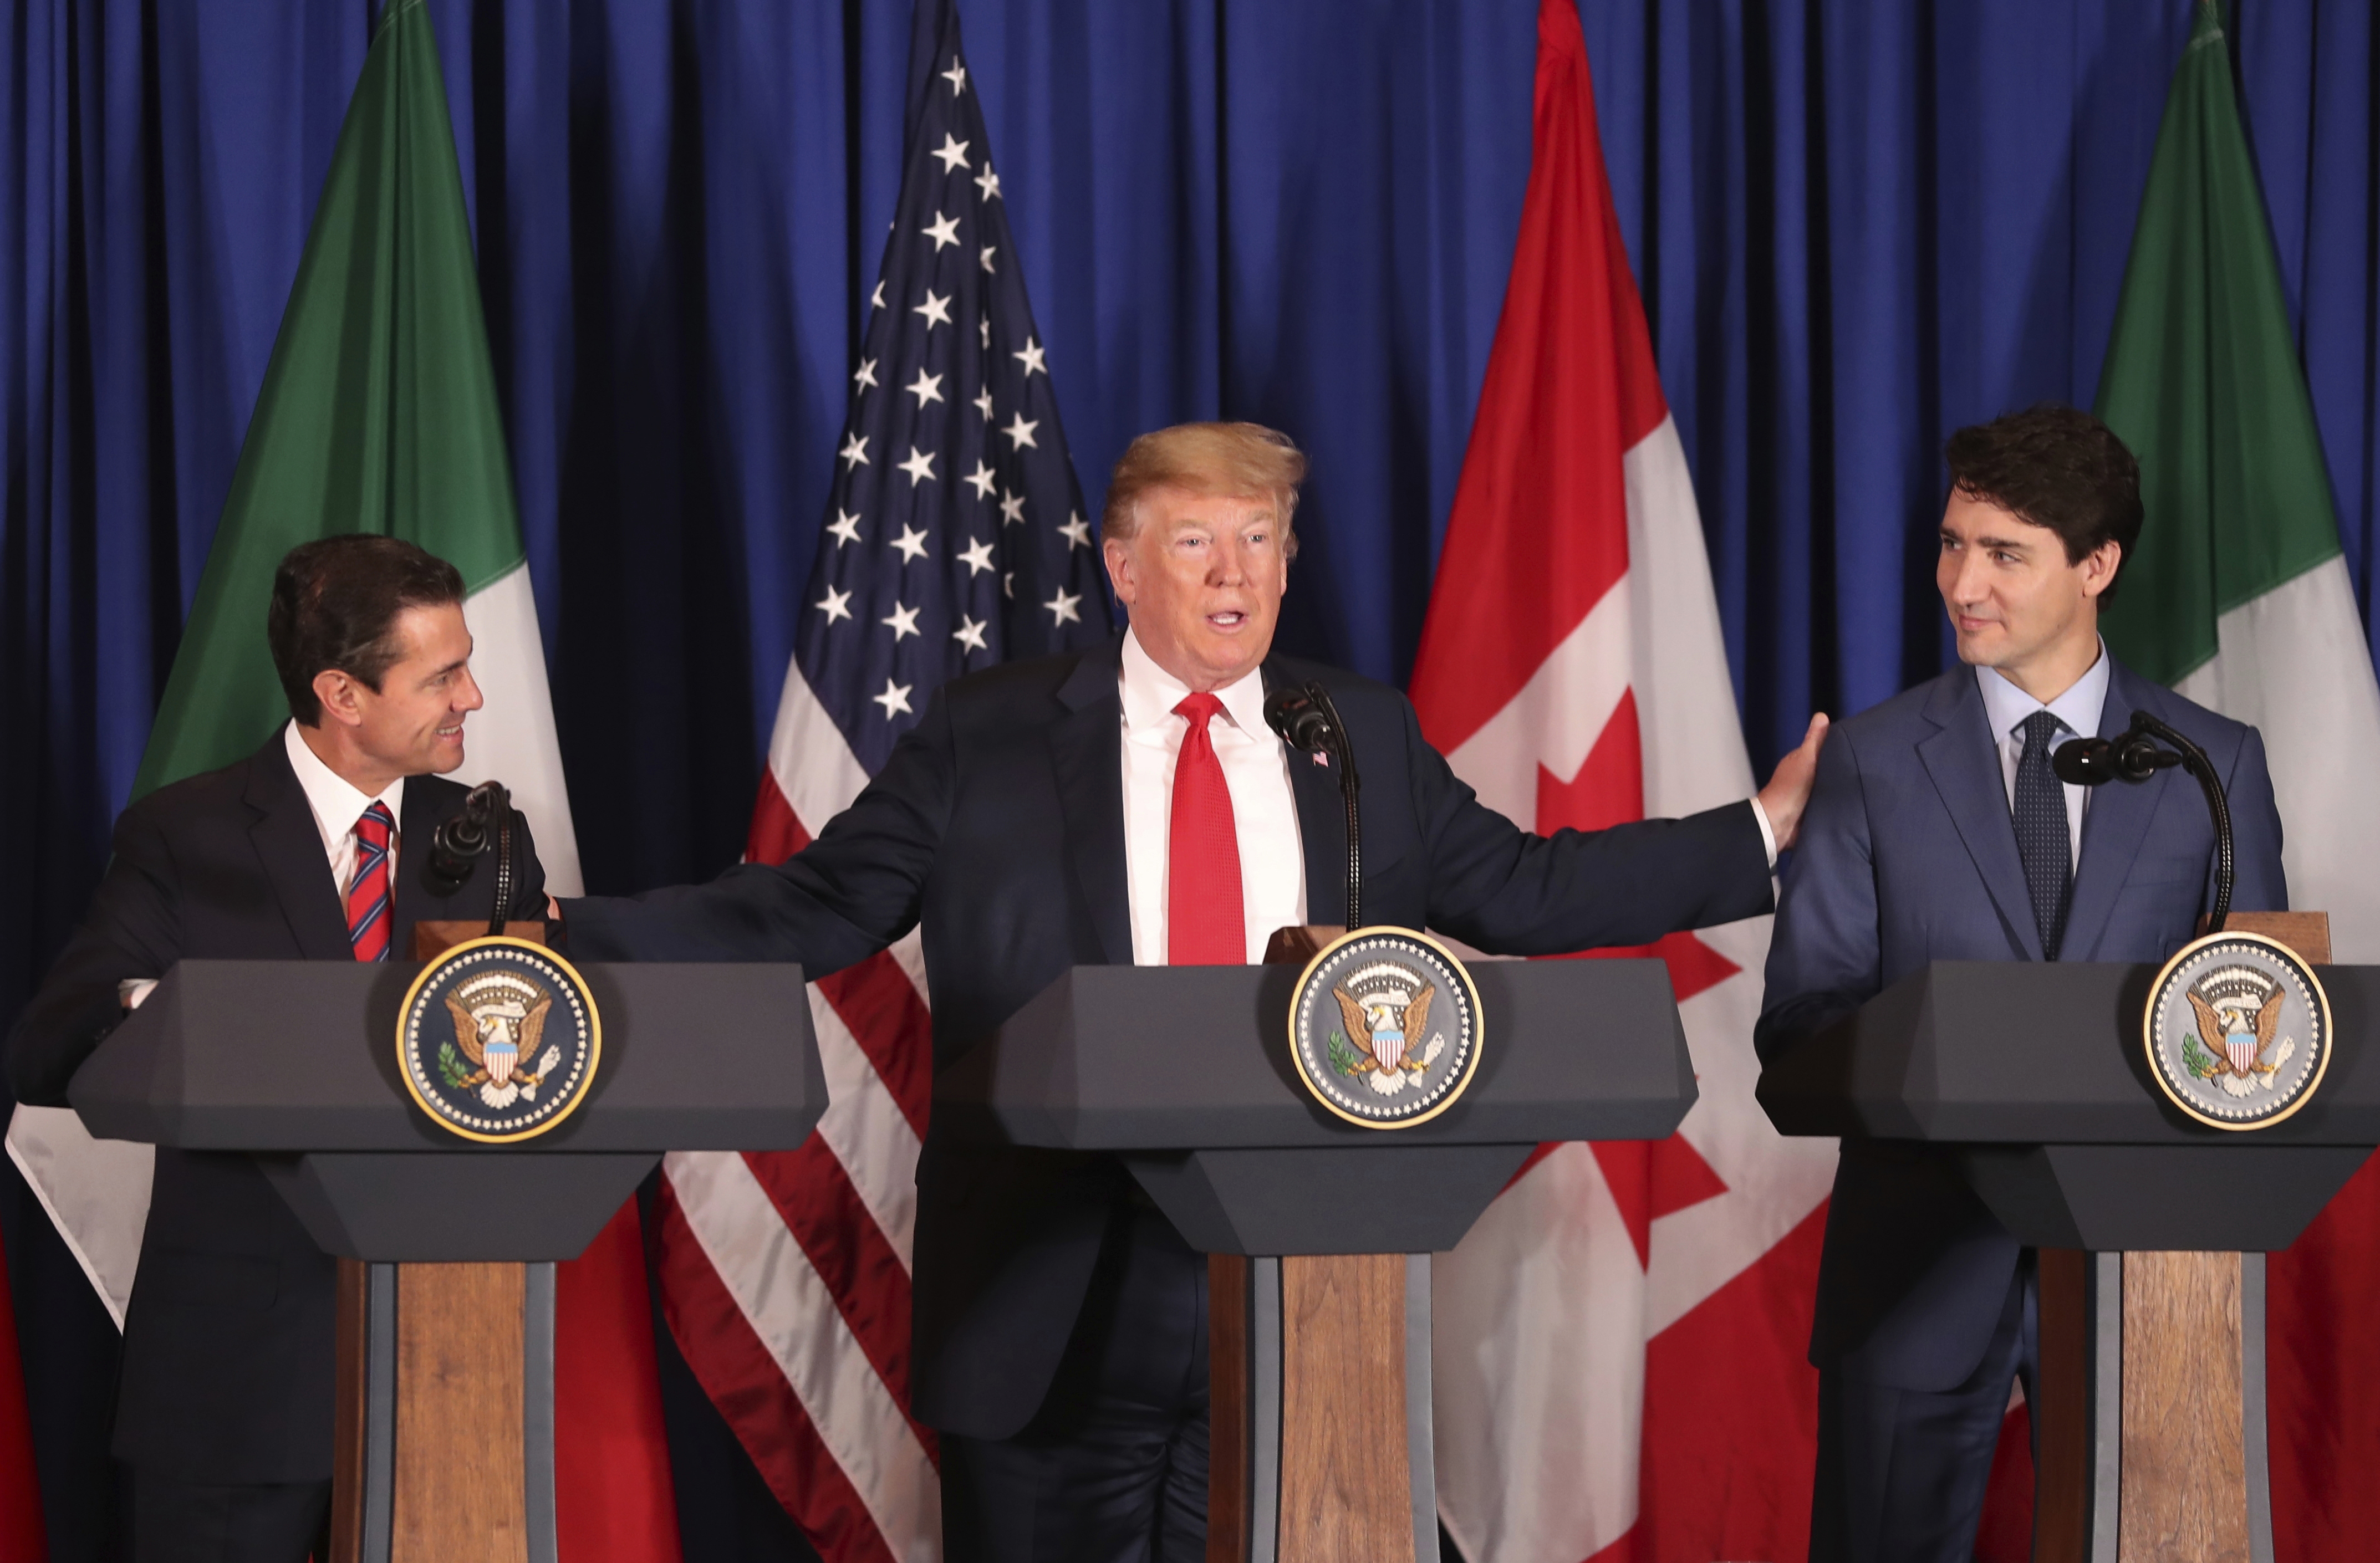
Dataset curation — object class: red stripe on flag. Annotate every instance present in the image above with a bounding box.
[653,1179,905,1563]
[0,1237,48,1563]
[1407,0,1669,759]
[740,1143,934,1452]
[556,1199,684,1563]
[817,955,934,1141]
[748,769,814,865]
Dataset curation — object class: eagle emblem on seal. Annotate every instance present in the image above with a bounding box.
[2182,967,2296,1097]
[2143,931,2331,1131]
[1329,969,1447,1095]
[440,972,565,1109]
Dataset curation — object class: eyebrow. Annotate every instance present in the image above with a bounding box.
[424,657,469,680]
[1942,529,2034,553]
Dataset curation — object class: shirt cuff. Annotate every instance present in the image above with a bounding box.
[1749,797,1780,870]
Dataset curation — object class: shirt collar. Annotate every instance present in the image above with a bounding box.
[1974,637,2112,744]
[283,719,406,842]
[1119,626,1272,739]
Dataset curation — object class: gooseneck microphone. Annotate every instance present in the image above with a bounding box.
[1263,681,1364,929]
[2053,711,2234,932]
[420,780,516,934]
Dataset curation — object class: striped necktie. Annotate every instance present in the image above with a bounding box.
[347,801,396,963]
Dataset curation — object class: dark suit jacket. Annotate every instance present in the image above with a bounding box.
[562,636,1774,1439]
[6,732,546,1483]
[1755,658,2286,1391]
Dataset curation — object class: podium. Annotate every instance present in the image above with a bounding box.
[937,948,1698,1563]
[1758,930,2380,1563]
[69,957,824,1563]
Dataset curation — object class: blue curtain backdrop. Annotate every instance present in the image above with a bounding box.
[7,2,2380,1558]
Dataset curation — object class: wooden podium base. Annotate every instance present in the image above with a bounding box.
[2027,911,2323,1563]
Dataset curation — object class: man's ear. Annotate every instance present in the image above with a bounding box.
[311,668,367,730]
[1103,537,1138,607]
[2080,540,2123,601]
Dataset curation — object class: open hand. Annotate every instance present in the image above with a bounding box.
[1755,713,1831,852]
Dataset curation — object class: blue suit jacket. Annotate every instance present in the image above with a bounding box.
[563,635,1775,1438]
[1756,656,2285,1390]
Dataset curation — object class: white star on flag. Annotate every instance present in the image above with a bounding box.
[853,357,878,391]
[964,460,997,499]
[953,615,990,652]
[1058,512,1091,550]
[941,58,966,95]
[974,387,994,419]
[839,433,869,469]
[869,279,885,311]
[1002,413,1039,450]
[981,246,997,275]
[897,447,937,486]
[906,369,945,406]
[891,524,931,563]
[913,290,952,328]
[923,212,962,252]
[999,489,1026,524]
[826,509,863,546]
[872,678,914,717]
[880,602,922,641]
[930,133,970,172]
[959,537,996,576]
[816,585,853,624]
[1012,338,1047,377]
[1044,588,1082,625]
[975,164,1001,202]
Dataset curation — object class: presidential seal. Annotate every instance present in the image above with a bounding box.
[1287,927,1482,1129]
[2144,931,2331,1131]
[397,936,602,1144]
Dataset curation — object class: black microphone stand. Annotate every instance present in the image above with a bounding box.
[2053,711,2234,932]
[1262,682,1364,930]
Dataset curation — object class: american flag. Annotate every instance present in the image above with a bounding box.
[649,3,1113,1558]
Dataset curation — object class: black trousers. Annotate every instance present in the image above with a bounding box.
[1809,1255,2038,1563]
[119,1465,331,1563]
[941,1204,1210,1563]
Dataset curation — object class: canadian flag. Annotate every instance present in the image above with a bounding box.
[1410,2,1838,1558]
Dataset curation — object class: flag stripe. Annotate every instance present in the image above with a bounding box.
[807,987,924,1265]
[654,1176,910,1563]
[662,1152,941,1561]
[740,1141,925,1433]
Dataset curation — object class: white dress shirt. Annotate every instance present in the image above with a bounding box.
[1974,642,2111,876]
[1118,629,1307,965]
[284,719,407,896]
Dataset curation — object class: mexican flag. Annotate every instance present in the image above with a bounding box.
[2095,0,2380,964]
[6,5,674,1557]
[2094,8,2380,1560]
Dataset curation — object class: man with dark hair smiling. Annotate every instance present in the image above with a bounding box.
[1758,404,2289,1563]
[7,534,546,1563]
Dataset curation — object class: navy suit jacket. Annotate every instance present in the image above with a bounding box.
[1755,657,2286,1390]
[563,635,1776,1439]
[6,733,547,1481]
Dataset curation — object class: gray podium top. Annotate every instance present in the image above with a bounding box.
[935,956,1696,1150]
[70,959,825,1153]
[1758,961,2380,1145]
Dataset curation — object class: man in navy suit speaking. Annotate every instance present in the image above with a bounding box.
[558,421,1831,1562]
[1757,405,2287,1563]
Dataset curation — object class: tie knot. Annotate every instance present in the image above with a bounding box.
[356,801,395,846]
[2020,709,2064,754]
[1174,692,1226,732]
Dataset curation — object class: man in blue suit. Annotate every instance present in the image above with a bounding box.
[1757,405,2287,1563]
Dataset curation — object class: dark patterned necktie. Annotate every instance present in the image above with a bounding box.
[2014,710,2072,960]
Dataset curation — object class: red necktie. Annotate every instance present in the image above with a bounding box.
[347,802,396,963]
[1168,693,1246,965]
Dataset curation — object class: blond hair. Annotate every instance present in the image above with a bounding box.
[1101,422,1306,560]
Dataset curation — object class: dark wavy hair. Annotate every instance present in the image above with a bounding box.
[1944,403,2143,604]
[268,535,465,724]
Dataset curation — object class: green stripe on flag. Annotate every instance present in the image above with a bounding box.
[2094,1,2343,688]
[134,0,528,800]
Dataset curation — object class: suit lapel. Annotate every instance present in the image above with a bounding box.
[1915,671,2046,961]
[1268,661,1350,927]
[246,733,361,962]
[393,778,450,945]
[2062,662,2170,962]
[1051,641,1134,966]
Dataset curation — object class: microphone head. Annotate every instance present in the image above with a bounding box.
[2052,736,2117,786]
[1263,686,1334,753]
